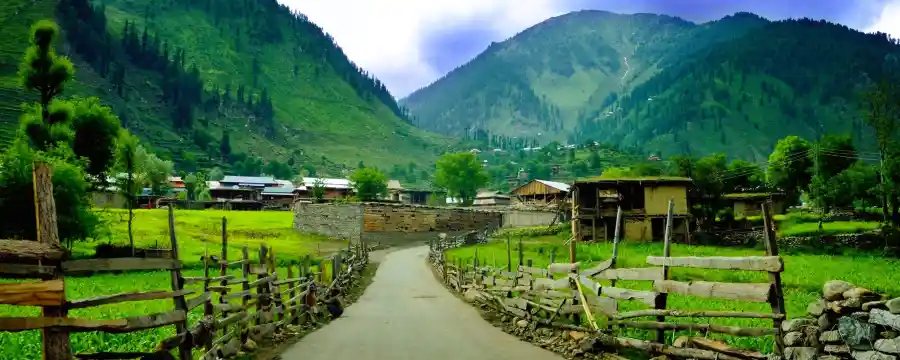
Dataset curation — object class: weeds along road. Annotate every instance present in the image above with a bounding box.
[280,245,564,360]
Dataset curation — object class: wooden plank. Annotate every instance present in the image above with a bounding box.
[0,280,64,306]
[0,239,66,261]
[595,333,749,360]
[185,292,210,311]
[762,203,787,357]
[166,205,192,360]
[611,320,779,336]
[582,294,618,316]
[223,290,250,301]
[66,289,195,309]
[498,270,517,279]
[594,267,665,281]
[689,337,769,360]
[213,302,248,313]
[518,265,548,277]
[248,275,275,288]
[646,256,784,272]
[504,297,528,310]
[495,278,515,287]
[216,312,247,328]
[614,309,784,320]
[580,259,614,277]
[533,277,571,291]
[74,352,155,359]
[653,280,773,303]
[182,275,234,285]
[0,310,186,333]
[526,290,571,299]
[548,262,579,275]
[62,258,181,273]
[0,263,57,277]
[601,286,660,307]
[577,275,601,295]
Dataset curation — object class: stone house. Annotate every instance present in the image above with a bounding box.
[571,176,693,242]
[724,192,786,218]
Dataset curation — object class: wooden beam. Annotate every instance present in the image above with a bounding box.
[646,256,784,272]
[0,263,57,277]
[74,352,154,359]
[613,309,784,320]
[62,258,181,273]
[593,267,665,281]
[66,289,195,309]
[34,161,70,360]
[580,259,613,277]
[601,286,660,307]
[0,239,66,261]
[0,280,64,306]
[185,292,210,311]
[653,280,772,303]
[611,320,778,337]
[762,202,787,357]
[532,277,571,291]
[593,333,750,360]
[548,262,579,275]
[0,310,186,333]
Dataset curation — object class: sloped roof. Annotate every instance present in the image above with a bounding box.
[262,186,295,195]
[387,179,403,190]
[302,177,351,189]
[574,176,693,185]
[536,179,570,192]
[221,176,277,185]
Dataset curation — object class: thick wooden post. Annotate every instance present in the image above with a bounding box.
[240,246,250,340]
[219,217,229,335]
[654,200,674,343]
[34,163,71,360]
[763,202,786,356]
[505,235,512,272]
[167,205,192,360]
[256,244,268,325]
[287,262,297,324]
[202,246,213,351]
[570,186,578,263]
[517,236,524,266]
[270,248,283,324]
[610,206,623,288]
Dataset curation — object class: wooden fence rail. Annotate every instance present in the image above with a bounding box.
[430,200,787,360]
[0,162,371,360]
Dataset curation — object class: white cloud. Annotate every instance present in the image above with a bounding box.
[276,0,567,97]
[865,0,900,39]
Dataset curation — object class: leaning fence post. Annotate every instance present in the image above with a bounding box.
[763,202,787,356]
[167,205,192,360]
[517,236,524,266]
[240,246,250,341]
[505,235,512,272]
[654,200,674,344]
[202,245,213,351]
[610,206,623,288]
[219,217,229,337]
[33,162,71,360]
[287,262,297,325]
[256,244,269,325]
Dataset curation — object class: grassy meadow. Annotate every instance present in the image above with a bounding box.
[0,208,347,359]
[445,233,900,352]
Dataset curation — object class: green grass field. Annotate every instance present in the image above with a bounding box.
[0,208,347,359]
[445,234,900,352]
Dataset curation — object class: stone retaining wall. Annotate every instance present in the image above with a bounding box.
[292,203,363,241]
[782,280,900,360]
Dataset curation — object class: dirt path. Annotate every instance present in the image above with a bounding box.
[280,245,564,360]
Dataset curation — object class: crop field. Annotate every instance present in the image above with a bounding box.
[0,209,347,359]
[445,234,900,352]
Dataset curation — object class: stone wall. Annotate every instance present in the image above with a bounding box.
[292,203,363,241]
[782,280,900,360]
[501,210,557,228]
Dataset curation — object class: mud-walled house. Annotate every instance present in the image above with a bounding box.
[571,176,693,242]
[724,192,786,218]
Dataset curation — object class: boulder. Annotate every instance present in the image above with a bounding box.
[839,315,878,349]
[843,297,864,310]
[786,347,819,360]
[887,298,900,314]
[871,309,900,331]
[242,339,258,352]
[851,351,897,360]
[864,301,888,311]
[825,281,855,301]
[809,299,828,316]
[820,331,842,344]
[516,319,529,328]
[569,331,587,341]
[785,332,806,347]
[844,288,881,302]
[784,318,818,332]
[875,338,900,354]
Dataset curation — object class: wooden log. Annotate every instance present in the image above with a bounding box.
[495,278,515,287]
[0,262,57,277]
[611,320,778,336]
[73,352,154,359]
[0,239,66,261]
[646,256,784,272]
[525,290,570,299]
[218,333,242,358]
[206,286,230,292]
[250,265,268,275]
[0,280,64,306]
[212,302,247,313]
[580,259,613,277]
[762,203,787,357]
[216,312,247,328]
[182,275,235,285]
[613,309,784,320]
[548,262,579,275]
[66,289,195,309]
[223,290,250,301]
[601,286,660,307]
[249,323,277,342]
[166,205,192,360]
[518,265,548,277]
[592,333,747,360]
[34,161,70,360]
[185,292,210,311]
[248,275,275,288]
[533,277,571,291]
[574,276,600,330]
[0,310,186,333]
[653,280,773,303]
[274,277,306,286]
[61,258,181,273]
[225,259,245,267]
[689,337,769,360]
[582,294,618,316]
[504,297,528,310]
[593,267,665,281]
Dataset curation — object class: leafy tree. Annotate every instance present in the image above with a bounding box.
[311,178,326,203]
[434,152,488,206]
[220,130,231,161]
[349,168,388,201]
[18,20,74,122]
[70,97,122,179]
[114,133,139,253]
[208,167,225,181]
[862,78,900,224]
[692,154,728,228]
[766,136,812,205]
[724,159,764,192]
[569,160,589,177]
[816,134,857,178]
[588,149,602,169]
[184,172,210,201]
[263,160,293,179]
[302,164,317,177]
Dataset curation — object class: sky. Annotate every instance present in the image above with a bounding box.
[276,0,900,98]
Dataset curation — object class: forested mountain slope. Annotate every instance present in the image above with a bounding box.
[402,11,898,161]
[0,0,448,174]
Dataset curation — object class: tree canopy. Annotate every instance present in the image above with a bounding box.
[434,152,488,206]
[349,168,388,201]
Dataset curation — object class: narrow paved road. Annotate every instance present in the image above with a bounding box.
[281,246,564,360]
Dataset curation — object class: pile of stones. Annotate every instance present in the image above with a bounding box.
[784,280,900,360]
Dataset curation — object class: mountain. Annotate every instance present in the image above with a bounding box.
[401,10,899,161]
[0,0,449,174]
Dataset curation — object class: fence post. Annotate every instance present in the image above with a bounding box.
[610,206,623,288]
[549,248,555,264]
[256,244,268,325]
[517,236,523,267]
[167,205,192,360]
[202,245,213,351]
[269,248,282,325]
[505,235,512,272]
[219,217,229,337]
[287,262,296,325]
[763,202,787,356]
[240,246,250,341]
[654,200,674,343]
[33,162,71,360]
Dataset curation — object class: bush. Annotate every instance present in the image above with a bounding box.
[496,224,568,238]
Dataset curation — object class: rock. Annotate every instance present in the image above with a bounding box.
[784,318,818,332]
[569,331,587,341]
[820,314,835,331]
[844,288,881,302]
[242,339,258,352]
[786,347,819,360]
[810,299,828,316]
[887,298,900,314]
[501,315,509,323]
[825,281,855,301]
[839,315,878,349]
[883,331,900,340]
[843,297,864,310]
[673,336,692,348]
[463,288,481,302]
[516,319,529,328]
[864,301,888,311]
[871,309,900,331]
[819,330,841,343]
[578,338,599,352]
[511,316,520,324]
[825,345,851,354]
[818,356,843,360]
[876,338,900,354]
[851,351,897,360]
[785,332,806,346]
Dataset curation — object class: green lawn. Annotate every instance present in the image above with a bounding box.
[1,208,347,359]
[446,234,900,352]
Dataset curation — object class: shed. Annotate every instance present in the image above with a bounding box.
[724,193,786,218]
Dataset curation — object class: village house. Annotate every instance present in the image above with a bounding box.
[570,176,693,242]
[511,179,570,205]
[209,176,279,201]
[301,177,353,199]
[385,179,446,205]
[473,190,512,207]
[724,192,786,218]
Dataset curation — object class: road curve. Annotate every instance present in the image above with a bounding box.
[280,245,564,360]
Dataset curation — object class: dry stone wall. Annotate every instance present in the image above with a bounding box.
[292,203,363,241]
[783,280,900,360]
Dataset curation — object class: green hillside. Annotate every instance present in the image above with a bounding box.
[0,0,450,174]
[402,11,896,161]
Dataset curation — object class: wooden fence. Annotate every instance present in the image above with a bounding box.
[431,200,787,360]
[0,162,370,359]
